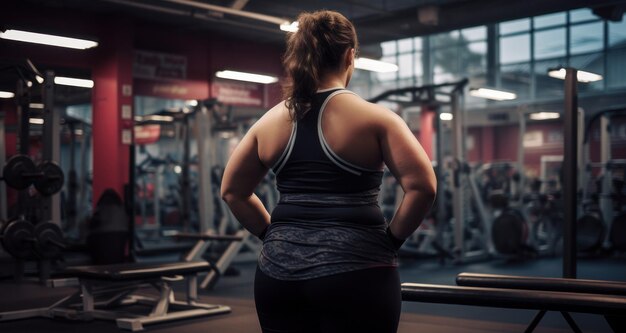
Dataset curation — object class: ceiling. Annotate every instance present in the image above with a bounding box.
[7,0,626,47]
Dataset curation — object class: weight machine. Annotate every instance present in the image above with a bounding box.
[0,59,66,281]
[370,79,493,263]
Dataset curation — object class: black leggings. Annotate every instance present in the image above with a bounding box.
[254,266,401,333]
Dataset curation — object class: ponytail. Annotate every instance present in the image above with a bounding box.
[282,11,357,120]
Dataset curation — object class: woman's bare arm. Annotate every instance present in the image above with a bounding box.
[376,106,437,241]
[220,128,271,238]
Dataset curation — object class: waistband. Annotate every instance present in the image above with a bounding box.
[278,188,379,206]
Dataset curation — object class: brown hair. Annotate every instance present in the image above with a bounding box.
[282,10,358,120]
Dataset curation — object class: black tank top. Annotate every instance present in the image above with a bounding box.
[259,88,397,281]
[272,88,383,194]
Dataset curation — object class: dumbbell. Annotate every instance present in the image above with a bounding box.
[1,154,65,196]
[0,219,66,260]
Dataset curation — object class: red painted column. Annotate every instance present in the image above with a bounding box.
[419,108,435,160]
[481,126,495,162]
[91,18,134,206]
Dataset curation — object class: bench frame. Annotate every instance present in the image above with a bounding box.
[401,282,626,333]
[0,265,231,331]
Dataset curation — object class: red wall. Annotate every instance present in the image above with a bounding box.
[1,3,284,209]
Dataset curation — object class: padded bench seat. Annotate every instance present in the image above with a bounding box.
[402,283,626,332]
[64,261,211,281]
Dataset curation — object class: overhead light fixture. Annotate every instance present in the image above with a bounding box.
[469,87,517,101]
[36,75,44,84]
[547,68,603,83]
[54,76,94,88]
[29,103,44,109]
[29,118,44,125]
[0,29,98,50]
[280,21,299,32]
[0,91,15,99]
[354,58,399,73]
[186,100,198,107]
[530,112,560,120]
[216,70,278,84]
[440,112,453,121]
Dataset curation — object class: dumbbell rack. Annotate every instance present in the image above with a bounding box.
[0,219,66,283]
[0,153,66,283]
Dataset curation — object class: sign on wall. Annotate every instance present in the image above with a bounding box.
[211,80,264,107]
[134,50,187,81]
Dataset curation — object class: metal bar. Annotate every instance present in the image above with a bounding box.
[524,310,546,333]
[600,114,613,244]
[562,67,578,279]
[200,230,247,289]
[161,0,287,25]
[561,311,583,333]
[195,105,214,234]
[42,70,61,225]
[82,282,95,312]
[0,114,6,221]
[116,306,231,331]
[450,86,466,261]
[187,275,198,302]
[149,282,171,317]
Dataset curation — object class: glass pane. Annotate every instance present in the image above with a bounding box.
[398,53,413,78]
[500,34,530,64]
[376,55,397,82]
[570,53,604,91]
[413,37,423,51]
[500,62,531,100]
[461,26,487,42]
[609,20,626,48]
[414,52,423,77]
[534,12,566,29]
[370,80,397,99]
[534,57,567,98]
[381,40,397,56]
[499,18,530,35]
[570,22,604,55]
[570,8,597,23]
[534,28,566,59]
[398,37,413,53]
[433,46,459,76]
[608,48,626,89]
[463,42,487,74]
[432,31,460,48]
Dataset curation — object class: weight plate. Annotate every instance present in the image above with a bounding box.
[2,155,36,190]
[33,161,65,196]
[0,219,35,259]
[577,214,605,253]
[33,222,65,259]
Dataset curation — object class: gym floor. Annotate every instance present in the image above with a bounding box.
[1,256,624,333]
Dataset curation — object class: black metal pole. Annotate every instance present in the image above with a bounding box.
[563,68,578,279]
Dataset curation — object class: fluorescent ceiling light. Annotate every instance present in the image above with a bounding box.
[547,68,603,83]
[0,91,15,98]
[29,118,44,125]
[29,103,44,109]
[440,112,453,121]
[0,29,98,50]
[530,112,560,120]
[216,70,278,84]
[354,58,398,73]
[280,21,299,32]
[186,100,198,107]
[469,87,517,101]
[54,76,94,88]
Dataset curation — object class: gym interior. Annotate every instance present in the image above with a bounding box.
[2,0,626,332]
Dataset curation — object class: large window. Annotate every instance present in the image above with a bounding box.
[358,8,625,102]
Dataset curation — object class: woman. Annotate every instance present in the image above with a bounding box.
[221,10,436,333]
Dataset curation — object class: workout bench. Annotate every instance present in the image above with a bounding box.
[0,261,231,331]
[402,273,626,333]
